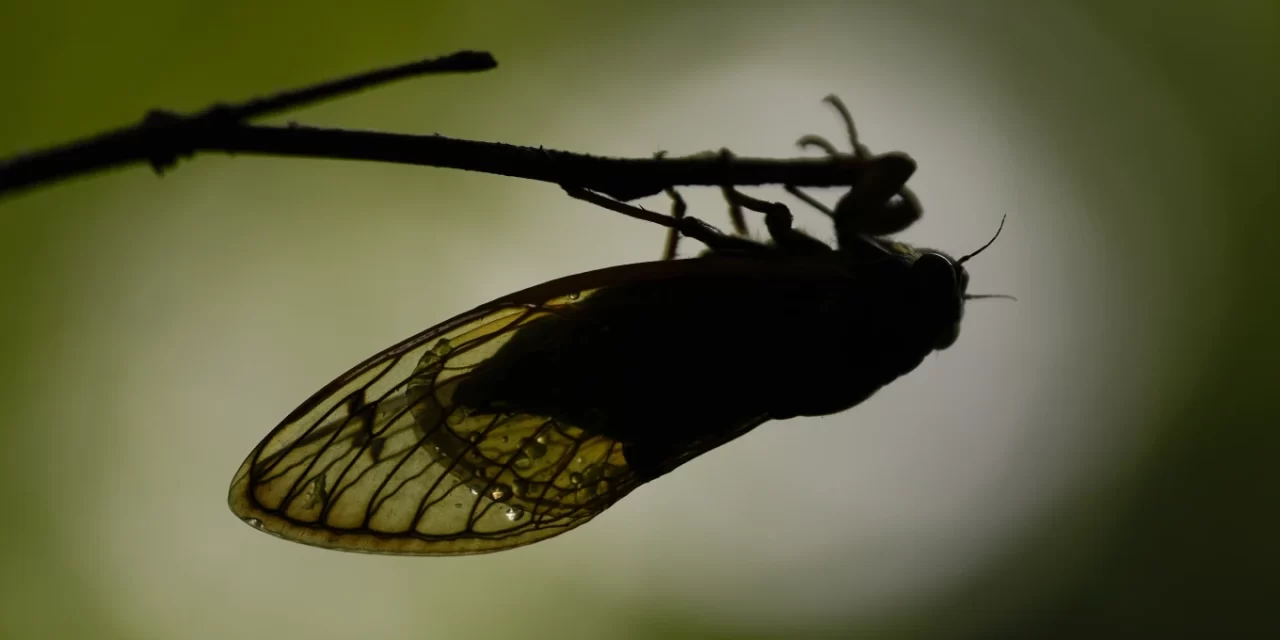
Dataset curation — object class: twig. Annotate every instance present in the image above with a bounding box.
[172,123,904,201]
[0,50,497,197]
[0,49,908,202]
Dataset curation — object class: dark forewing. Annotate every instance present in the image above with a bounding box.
[227,280,650,554]
[228,257,854,555]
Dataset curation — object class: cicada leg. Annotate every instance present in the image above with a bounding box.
[658,149,751,261]
[562,185,764,255]
[791,95,923,243]
[660,184,686,261]
[719,186,833,257]
[715,149,752,238]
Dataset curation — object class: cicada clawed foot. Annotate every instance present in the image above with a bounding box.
[784,94,923,247]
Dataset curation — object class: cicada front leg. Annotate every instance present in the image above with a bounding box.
[790,95,923,249]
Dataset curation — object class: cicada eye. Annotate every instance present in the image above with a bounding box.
[912,252,958,293]
[912,252,964,349]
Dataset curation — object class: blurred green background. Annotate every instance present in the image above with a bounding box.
[1,1,1276,638]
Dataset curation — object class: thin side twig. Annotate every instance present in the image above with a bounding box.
[0,51,497,197]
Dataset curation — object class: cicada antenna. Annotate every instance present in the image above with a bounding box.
[957,216,1007,265]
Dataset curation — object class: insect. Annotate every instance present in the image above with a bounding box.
[227,96,1004,555]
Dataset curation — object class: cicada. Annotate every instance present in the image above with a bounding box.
[228,96,1004,555]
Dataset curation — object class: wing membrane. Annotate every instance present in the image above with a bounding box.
[229,287,641,555]
[230,258,839,554]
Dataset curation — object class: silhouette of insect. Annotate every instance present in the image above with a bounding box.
[228,96,1005,555]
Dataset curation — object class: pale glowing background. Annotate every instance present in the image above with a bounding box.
[2,2,1274,638]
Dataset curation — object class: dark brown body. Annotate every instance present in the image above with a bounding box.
[226,92,986,555]
[454,252,944,481]
[229,244,971,555]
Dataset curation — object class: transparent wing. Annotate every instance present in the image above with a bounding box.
[228,287,642,555]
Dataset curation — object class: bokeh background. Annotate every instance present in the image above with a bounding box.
[1,2,1276,638]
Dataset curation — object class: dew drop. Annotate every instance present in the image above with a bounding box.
[299,475,328,509]
[489,483,512,501]
[568,472,582,486]
[513,453,532,470]
[567,292,580,300]
[243,517,265,530]
[505,506,525,521]
[524,439,548,459]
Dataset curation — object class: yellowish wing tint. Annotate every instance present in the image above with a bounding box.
[229,289,641,555]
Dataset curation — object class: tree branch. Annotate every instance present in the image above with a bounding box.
[0,49,909,202]
[181,123,903,201]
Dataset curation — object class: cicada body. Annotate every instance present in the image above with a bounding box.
[228,96,1002,555]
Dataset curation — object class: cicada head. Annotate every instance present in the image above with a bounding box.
[896,215,1007,350]
[908,250,968,350]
